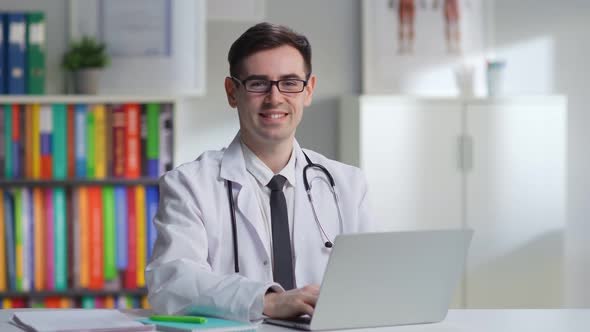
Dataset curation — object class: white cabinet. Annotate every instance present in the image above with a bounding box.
[340,97,464,232]
[339,96,567,308]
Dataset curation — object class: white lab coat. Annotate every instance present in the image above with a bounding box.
[145,134,375,322]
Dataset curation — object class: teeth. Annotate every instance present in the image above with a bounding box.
[265,114,286,119]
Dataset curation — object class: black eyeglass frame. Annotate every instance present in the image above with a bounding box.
[230,75,310,93]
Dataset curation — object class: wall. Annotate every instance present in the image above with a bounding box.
[174,0,361,164]
[491,0,590,307]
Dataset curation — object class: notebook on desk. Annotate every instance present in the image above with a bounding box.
[137,317,256,332]
[11,310,155,332]
[264,229,473,331]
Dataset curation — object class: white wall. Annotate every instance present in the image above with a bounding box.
[174,0,361,164]
[490,0,590,307]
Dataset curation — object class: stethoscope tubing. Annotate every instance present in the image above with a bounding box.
[226,151,343,273]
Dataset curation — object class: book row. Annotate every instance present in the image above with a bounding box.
[0,185,159,292]
[0,12,46,95]
[1,102,174,179]
[0,295,149,309]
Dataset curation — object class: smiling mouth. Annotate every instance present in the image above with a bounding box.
[260,113,288,119]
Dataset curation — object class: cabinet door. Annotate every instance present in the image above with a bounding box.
[355,97,464,232]
[465,98,566,307]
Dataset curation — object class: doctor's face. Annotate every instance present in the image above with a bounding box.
[225,45,316,148]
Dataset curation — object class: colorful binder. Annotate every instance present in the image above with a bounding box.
[74,104,87,178]
[44,188,54,290]
[146,103,160,177]
[14,189,23,290]
[54,187,67,290]
[102,186,116,280]
[31,103,41,179]
[33,188,44,291]
[78,187,89,288]
[125,187,137,289]
[6,13,27,94]
[125,104,141,178]
[88,186,104,289]
[4,104,12,178]
[135,185,146,287]
[0,189,6,291]
[52,104,67,179]
[4,191,17,290]
[24,104,33,177]
[11,104,21,178]
[40,105,53,179]
[21,188,32,291]
[0,14,6,94]
[94,104,106,178]
[114,186,128,269]
[67,104,75,178]
[112,104,126,177]
[25,12,45,94]
[86,108,96,178]
[146,186,159,259]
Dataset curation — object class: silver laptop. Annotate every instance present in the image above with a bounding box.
[265,229,473,330]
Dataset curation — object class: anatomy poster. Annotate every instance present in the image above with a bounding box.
[363,0,486,95]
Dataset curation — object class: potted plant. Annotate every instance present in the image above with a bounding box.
[62,36,110,94]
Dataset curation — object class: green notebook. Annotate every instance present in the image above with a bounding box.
[137,317,256,332]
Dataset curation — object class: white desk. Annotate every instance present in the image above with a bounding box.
[0,309,589,332]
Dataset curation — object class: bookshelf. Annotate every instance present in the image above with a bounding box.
[0,95,176,309]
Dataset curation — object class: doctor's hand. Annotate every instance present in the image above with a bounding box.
[263,285,320,318]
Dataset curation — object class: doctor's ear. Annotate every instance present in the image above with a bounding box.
[225,77,238,108]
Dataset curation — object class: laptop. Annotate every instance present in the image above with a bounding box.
[265,229,473,330]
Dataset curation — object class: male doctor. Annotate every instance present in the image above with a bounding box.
[146,22,375,322]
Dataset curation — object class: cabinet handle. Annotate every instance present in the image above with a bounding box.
[459,135,473,172]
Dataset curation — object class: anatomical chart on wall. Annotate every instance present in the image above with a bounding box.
[364,0,486,94]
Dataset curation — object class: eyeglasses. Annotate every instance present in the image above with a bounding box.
[231,76,308,93]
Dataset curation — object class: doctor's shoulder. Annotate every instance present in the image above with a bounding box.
[158,150,225,190]
[300,148,367,191]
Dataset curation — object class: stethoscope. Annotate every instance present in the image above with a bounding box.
[226,151,344,273]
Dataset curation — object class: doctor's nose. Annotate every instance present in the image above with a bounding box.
[265,84,284,103]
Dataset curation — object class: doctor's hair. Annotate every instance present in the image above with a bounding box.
[228,22,312,79]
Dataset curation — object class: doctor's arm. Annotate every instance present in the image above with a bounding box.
[145,169,275,322]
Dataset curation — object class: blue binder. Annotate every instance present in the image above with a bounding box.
[146,185,159,259]
[74,104,87,177]
[0,14,6,94]
[6,13,27,95]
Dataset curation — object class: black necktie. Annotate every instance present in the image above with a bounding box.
[267,175,295,290]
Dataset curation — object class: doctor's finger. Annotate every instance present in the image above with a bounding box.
[300,293,319,307]
[295,301,315,317]
[301,284,320,295]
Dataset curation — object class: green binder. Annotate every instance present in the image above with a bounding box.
[26,12,45,94]
[146,103,160,159]
[86,109,95,178]
[52,104,67,179]
[102,186,117,280]
[54,187,67,290]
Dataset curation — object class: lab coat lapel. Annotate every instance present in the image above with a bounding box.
[220,134,271,261]
[292,141,327,283]
[293,141,315,231]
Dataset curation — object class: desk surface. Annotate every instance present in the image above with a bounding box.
[0,309,589,332]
